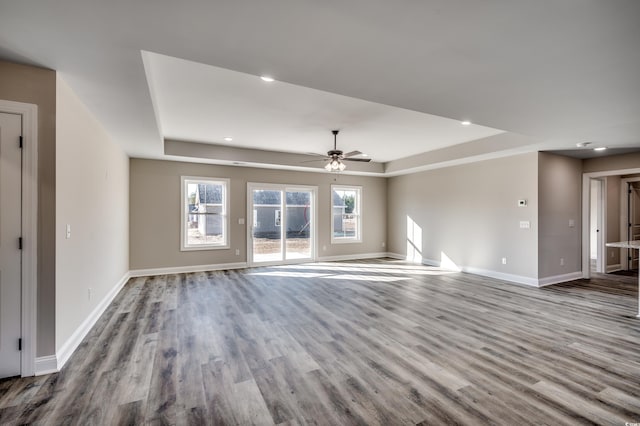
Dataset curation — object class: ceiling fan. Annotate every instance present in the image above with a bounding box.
[310,130,371,171]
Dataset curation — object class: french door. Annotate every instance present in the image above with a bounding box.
[248,183,316,265]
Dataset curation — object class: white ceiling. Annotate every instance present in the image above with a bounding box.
[143,51,503,162]
[1,0,639,173]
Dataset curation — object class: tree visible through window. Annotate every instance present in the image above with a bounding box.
[331,185,362,243]
[181,177,229,250]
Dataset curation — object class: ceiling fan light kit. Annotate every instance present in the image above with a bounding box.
[320,130,371,172]
[325,159,346,172]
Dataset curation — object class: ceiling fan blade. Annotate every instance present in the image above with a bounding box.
[343,157,371,162]
[301,158,328,163]
[343,150,362,158]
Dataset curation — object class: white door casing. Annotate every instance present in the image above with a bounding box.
[0,112,22,378]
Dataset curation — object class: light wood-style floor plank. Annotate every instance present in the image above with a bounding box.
[1,259,639,425]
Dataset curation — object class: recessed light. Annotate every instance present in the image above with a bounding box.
[224,137,233,142]
[362,153,368,157]
[260,76,275,82]
[576,142,592,148]
[594,147,607,151]
[461,121,471,126]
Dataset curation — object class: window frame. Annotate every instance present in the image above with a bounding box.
[330,184,362,244]
[180,176,230,251]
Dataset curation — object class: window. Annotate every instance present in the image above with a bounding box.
[181,177,229,250]
[331,185,362,243]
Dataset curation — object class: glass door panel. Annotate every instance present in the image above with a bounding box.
[285,190,312,260]
[252,189,283,263]
[249,184,316,265]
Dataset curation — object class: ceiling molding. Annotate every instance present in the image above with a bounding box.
[164,139,385,175]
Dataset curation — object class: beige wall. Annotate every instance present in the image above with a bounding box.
[387,153,539,279]
[130,159,387,270]
[606,175,621,267]
[583,152,640,173]
[0,61,56,356]
[55,76,129,351]
[538,153,582,278]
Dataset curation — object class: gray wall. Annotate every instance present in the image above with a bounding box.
[387,153,539,279]
[55,76,130,352]
[0,61,56,357]
[129,159,387,269]
[537,152,582,278]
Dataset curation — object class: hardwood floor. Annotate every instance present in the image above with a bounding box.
[1,259,640,425]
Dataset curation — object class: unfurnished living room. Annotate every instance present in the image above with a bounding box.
[1,2,640,425]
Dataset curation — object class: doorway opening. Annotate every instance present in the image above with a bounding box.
[589,179,605,273]
[626,181,640,272]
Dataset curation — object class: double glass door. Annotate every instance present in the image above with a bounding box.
[248,184,316,265]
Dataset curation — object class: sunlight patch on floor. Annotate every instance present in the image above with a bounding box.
[323,274,410,282]
[247,271,331,278]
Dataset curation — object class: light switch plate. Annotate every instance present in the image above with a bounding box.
[519,221,530,229]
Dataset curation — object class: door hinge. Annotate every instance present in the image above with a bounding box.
[18,237,23,250]
[18,338,22,351]
[19,136,23,148]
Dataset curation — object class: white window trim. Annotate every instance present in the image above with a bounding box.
[180,176,230,251]
[331,184,362,244]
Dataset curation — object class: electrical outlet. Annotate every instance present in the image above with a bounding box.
[323,245,327,251]
[235,249,240,256]
[560,258,565,266]
[238,218,245,225]
[502,257,507,265]
[382,242,386,248]
[611,251,615,258]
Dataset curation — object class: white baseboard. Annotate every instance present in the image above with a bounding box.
[537,271,583,287]
[385,252,406,260]
[317,252,389,262]
[56,271,131,371]
[460,265,539,287]
[35,355,58,376]
[606,263,622,273]
[407,256,536,286]
[421,257,440,267]
[129,262,248,277]
[421,256,580,287]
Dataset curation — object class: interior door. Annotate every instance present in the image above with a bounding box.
[249,184,315,265]
[0,112,22,378]
[629,182,640,270]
